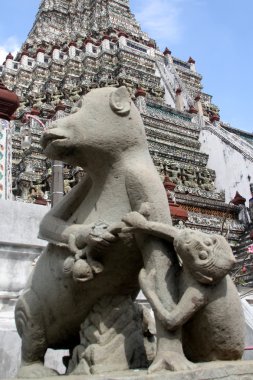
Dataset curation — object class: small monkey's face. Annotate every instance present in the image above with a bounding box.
[174,230,235,284]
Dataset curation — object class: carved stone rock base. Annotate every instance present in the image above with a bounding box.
[12,361,253,380]
[67,295,153,375]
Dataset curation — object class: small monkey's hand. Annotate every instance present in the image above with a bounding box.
[121,212,149,233]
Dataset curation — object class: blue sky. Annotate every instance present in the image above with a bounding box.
[0,0,252,133]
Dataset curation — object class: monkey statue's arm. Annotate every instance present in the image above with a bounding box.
[39,175,94,246]
[39,175,121,252]
[139,268,207,331]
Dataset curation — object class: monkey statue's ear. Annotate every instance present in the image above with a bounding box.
[110,86,131,116]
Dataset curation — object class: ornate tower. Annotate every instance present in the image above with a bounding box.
[22,0,150,46]
[0,0,251,245]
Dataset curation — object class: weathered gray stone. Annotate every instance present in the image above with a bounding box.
[14,87,246,378]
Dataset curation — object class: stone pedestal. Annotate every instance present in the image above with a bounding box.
[0,305,21,379]
[8,361,253,380]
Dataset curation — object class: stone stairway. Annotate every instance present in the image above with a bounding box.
[233,228,253,286]
[155,58,194,107]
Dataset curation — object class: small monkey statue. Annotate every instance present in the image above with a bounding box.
[122,211,245,362]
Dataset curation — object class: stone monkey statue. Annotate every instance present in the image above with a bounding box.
[122,211,245,363]
[15,87,191,378]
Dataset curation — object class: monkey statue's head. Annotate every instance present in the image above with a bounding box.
[174,229,236,284]
[40,86,148,169]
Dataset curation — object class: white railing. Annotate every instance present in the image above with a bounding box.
[155,58,194,107]
[155,60,176,102]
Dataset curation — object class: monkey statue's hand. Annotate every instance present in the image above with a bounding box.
[85,222,123,252]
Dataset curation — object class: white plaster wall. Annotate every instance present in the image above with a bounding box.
[0,245,39,294]
[0,200,49,295]
[0,200,49,246]
[199,129,252,203]
[0,200,49,378]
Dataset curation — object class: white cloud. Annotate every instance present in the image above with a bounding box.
[133,0,203,45]
[0,37,20,64]
[134,0,184,43]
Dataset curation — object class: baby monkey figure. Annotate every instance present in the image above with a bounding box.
[122,211,245,363]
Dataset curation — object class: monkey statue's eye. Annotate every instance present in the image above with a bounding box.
[204,239,212,247]
[199,251,208,260]
[212,237,217,244]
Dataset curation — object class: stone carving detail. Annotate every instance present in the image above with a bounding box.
[146,106,200,131]
[149,141,208,167]
[176,184,225,201]
[143,114,200,139]
[164,162,182,185]
[187,212,245,234]
[197,168,215,191]
[181,166,198,188]
[17,178,32,201]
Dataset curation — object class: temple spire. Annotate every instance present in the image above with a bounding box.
[25,0,138,47]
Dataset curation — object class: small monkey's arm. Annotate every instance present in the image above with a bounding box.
[122,211,177,242]
[139,269,207,331]
[124,165,195,371]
